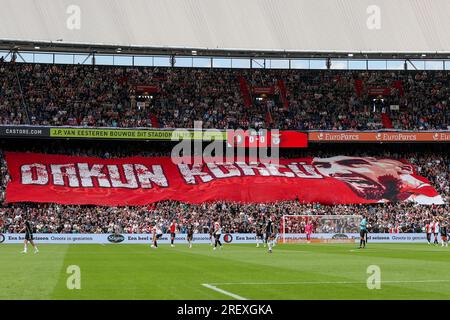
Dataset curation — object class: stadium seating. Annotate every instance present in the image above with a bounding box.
[0,61,448,130]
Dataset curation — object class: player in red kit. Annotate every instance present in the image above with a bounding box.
[169,219,177,247]
[305,222,312,243]
[440,219,448,247]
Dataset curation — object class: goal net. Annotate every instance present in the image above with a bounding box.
[281,215,362,244]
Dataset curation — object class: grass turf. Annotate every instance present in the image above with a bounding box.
[0,243,449,300]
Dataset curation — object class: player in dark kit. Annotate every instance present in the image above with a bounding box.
[186,222,194,248]
[273,223,279,246]
[265,218,275,253]
[359,215,368,249]
[20,220,39,254]
[255,220,265,248]
[209,224,214,246]
[440,220,448,247]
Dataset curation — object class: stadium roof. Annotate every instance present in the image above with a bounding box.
[1,0,450,59]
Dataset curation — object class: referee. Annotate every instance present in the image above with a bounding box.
[359,215,368,249]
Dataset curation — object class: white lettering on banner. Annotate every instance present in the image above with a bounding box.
[22,159,437,196]
[236,162,270,176]
[178,163,213,184]
[78,163,111,187]
[107,164,138,189]
[51,164,80,187]
[21,163,49,185]
[287,162,323,179]
[0,233,438,244]
[206,163,241,179]
[263,163,295,178]
[134,164,168,188]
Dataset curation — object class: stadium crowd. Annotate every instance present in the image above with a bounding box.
[0,142,448,234]
[0,61,448,130]
[0,201,448,235]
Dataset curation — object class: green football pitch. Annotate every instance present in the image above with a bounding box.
[1,243,449,300]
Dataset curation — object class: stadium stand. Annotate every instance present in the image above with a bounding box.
[0,141,447,234]
[0,61,448,130]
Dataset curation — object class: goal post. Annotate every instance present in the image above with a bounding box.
[281,215,362,244]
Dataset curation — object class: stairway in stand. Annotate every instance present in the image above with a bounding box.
[238,76,252,107]
[381,113,393,129]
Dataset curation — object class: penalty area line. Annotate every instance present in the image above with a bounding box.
[201,283,248,300]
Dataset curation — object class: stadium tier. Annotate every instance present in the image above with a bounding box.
[0,62,448,130]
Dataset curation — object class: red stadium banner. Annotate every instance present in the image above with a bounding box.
[392,80,404,96]
[277,80,289,110]
[252,86,275,95]
[5,152,443,206]
[354,79,364,96]
[134,85,160,93]
[368,87,391,96]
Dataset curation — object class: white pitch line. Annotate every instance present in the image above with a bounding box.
[201,283,248,300]
[209,279,450,286]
